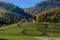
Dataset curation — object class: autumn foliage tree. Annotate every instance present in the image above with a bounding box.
[36,7,60,23]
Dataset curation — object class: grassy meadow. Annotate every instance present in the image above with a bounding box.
[0,22,60,40]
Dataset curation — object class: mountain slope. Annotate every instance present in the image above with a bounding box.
[0,1,32,18]
[0,1,32,26]
[24,0,60,15]
[36,7,60,23]
[0,8,22,26]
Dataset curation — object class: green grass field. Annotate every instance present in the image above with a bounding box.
[0,35,37,40]
[0,22,60,40]
[20,22,60,37]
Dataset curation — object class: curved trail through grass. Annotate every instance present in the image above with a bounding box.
[35,37,60,40]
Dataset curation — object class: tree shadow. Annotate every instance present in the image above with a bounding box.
[44,24,49,29]
[0,39,7,40]
[17,24,21,28]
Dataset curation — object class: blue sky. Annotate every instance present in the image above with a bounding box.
[4,0,43,8]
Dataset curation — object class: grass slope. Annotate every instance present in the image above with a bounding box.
[0,23,37,40]
[20,22,60,37]
[0,35,37,40]
[0,22,60,40]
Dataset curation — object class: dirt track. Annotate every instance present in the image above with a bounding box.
[34,37,60,40]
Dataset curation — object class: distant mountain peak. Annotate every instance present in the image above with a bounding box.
[24,0,60,15]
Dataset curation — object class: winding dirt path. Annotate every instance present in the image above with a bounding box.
[34,37,60,40]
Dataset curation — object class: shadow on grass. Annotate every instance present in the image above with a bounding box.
[0,39,7,40]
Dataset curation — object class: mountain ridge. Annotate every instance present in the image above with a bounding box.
[24,0,60,15]
[0,1,32,26]
[0,1,32,17]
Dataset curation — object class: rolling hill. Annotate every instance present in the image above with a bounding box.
[0,22,60,37]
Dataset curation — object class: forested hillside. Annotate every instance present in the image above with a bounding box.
[36,7,60,23]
